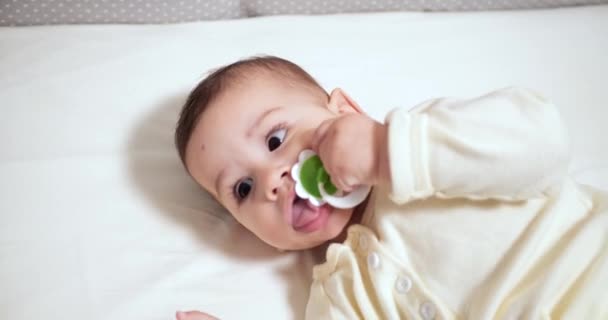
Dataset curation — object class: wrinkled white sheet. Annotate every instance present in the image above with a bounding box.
[1,6,607,320]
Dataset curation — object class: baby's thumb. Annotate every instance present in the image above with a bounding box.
[311,118,334,152]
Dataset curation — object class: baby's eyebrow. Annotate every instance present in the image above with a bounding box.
[246,106,282,137]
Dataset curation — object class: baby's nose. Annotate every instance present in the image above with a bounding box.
[265,170,290,201]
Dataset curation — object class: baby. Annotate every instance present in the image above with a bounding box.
[174,56,608,319]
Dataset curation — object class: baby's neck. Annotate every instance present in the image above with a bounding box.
[310,195,370,263]
[330,193,370,242]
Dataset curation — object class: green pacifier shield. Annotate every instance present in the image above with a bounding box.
[299,155,337,199]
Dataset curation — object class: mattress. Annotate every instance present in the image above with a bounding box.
[1,5,607,320]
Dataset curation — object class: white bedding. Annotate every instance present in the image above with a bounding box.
[1,6,607,320]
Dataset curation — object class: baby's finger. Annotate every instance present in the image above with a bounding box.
[330,175,353,193]
[317,136,339,178]
[311,118,334,153]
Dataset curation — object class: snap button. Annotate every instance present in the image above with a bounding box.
[367,252,380,269]
[395,276,412,293]
[420,301,436,320]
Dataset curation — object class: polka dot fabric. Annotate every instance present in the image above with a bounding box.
[247,0,608,16]
[0,0,242,26]
[1,0,606,26]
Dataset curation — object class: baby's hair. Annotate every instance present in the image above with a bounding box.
[175,55,327,171]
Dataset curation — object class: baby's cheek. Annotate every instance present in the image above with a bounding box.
[327,208,352,236]
[248,207,287,245]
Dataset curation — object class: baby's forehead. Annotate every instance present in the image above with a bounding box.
[230,66,326,96]
[213,79,318,113]
[231,68,303,94]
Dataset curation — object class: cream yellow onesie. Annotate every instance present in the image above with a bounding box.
[305,87,608,320]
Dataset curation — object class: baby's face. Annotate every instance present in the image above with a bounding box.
[185,73,355,250]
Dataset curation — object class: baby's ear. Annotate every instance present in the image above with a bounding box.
[327,88,364,115]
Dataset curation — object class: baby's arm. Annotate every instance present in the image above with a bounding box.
[386,87,570,204]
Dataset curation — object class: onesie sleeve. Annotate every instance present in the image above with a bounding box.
[305,280,334,320]
[385,87,570,205]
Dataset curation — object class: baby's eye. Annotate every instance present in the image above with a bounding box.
[234,177,253,200]
[267,127,286,152]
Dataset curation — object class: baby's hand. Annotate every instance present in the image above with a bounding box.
[312,113,389,192]
[175,310,219,320]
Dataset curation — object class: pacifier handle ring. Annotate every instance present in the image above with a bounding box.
[318,183,371,209]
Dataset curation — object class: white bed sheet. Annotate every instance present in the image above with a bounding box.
[1,6,607,320]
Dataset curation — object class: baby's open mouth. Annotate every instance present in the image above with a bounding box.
[290,195,330,232]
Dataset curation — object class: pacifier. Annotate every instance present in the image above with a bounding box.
[290,149,371,209]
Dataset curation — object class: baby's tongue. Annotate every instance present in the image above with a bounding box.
[292,198,321,229]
